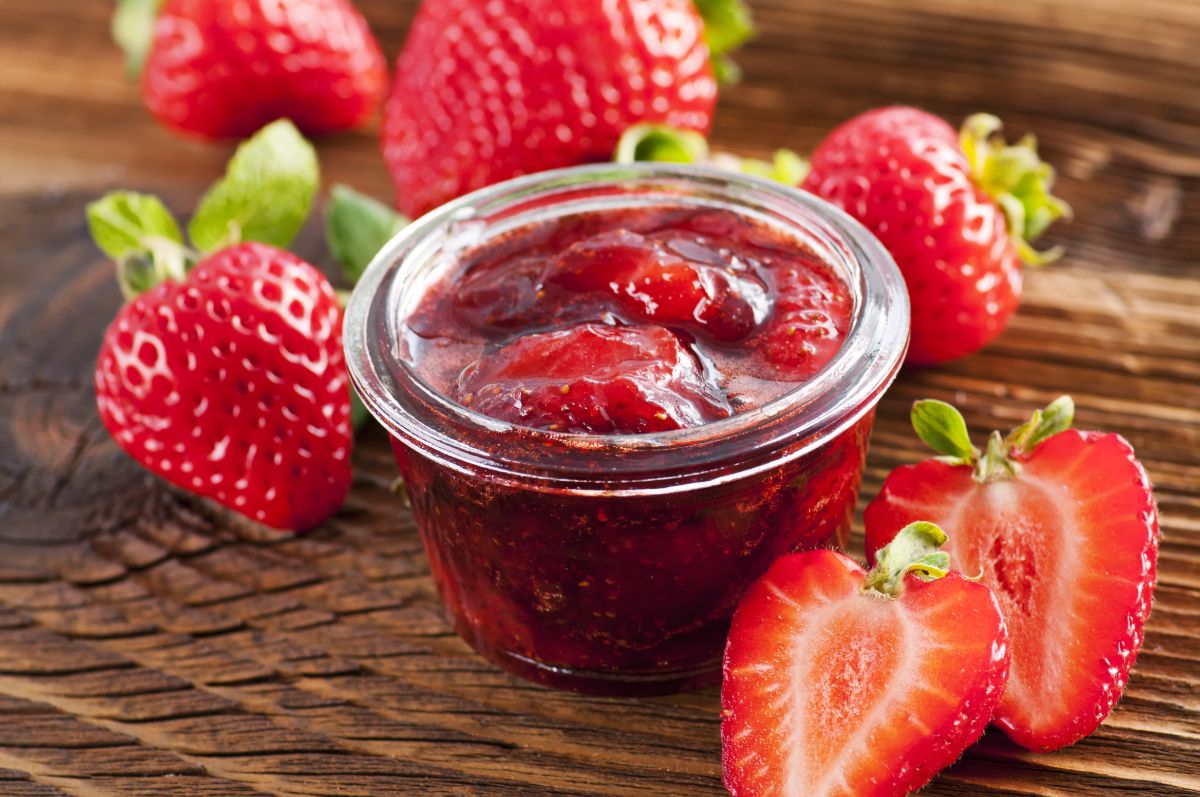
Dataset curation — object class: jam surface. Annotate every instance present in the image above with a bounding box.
[404,205,852,434]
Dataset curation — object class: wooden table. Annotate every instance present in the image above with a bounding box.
[2,0,1198,794]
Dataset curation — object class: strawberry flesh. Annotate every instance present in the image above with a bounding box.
[750,258,852,379]
[721,549,1009,796]
[548,229,770,342]
[864,429,1159,750]
[454,323,731,434]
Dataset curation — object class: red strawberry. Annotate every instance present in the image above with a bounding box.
[803,107,1070,365]
[864,396,1159,750]
[120,0,387,138]
[88,120,351,530]
[453,322,731,434]
[95,242,352,530]
[381,0,718,218]
[722,522,1010,797]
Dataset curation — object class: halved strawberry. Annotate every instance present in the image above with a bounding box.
[722,522,1009,797]
[864,396,1159,751]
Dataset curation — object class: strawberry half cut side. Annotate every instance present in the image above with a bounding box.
[721,522,1010,797]
[865,396,1159,751]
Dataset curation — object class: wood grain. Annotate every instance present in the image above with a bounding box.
[1,0,1198,794]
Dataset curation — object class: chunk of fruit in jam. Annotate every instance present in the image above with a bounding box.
[453,322,732,434]
[752,262,853,379]
[407,206,854,432]
[548,229,769,342]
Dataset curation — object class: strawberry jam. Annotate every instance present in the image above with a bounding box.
[345,165,910,695]
[405,206,853,431]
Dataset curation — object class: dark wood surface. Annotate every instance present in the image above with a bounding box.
[2,0,1199,794]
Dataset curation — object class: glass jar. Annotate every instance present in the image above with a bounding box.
[344,164,909,695]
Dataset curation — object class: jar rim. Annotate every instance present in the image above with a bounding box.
[344,163,909,492]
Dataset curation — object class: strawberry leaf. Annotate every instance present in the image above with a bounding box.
[1006,394,1074,456]
[87,191,182,259]
[711,149,809,185]
[112,0,162,78]
[87,191,193,299]
[692,0,754,84]
[961,113,1071,266]
[189,119,319,253]
[864,521,952,596]
[911,399,979,465]
[615,124,710,164]
[614,125,808,185]
[325,185,408,284]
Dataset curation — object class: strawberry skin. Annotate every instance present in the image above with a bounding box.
[803,107,1022,365]
[722,548,1009,797]
[865,430,1159,750]
[94,243,352,530]
[381,0,718,218]
[142,0,387,138]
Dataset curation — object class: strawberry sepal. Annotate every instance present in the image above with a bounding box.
[325,184,409,284]
[112,0,163,78]
[614,125,808,185]
[1005,394,1075,456]
[692,0,754,85]
[961,113,1072,266]
[911,395,1076,484]
[86,190,194,299]
[113,239,194,299]
[189,120,319,253]
[615,124,710,165]
[863,521,953,597]
[911,398,979,465]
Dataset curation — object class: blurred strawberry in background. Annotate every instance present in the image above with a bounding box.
[113,0,387,138]
[380,0,743,217]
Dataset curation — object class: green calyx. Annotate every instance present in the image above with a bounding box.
[325,185,409,284]
[85,120,319,299]
[189,119,319,253]
[960,113,1072,266]
[863,522,952,598]
[692,0,754,84]
[87,191,191,300]
[324,186,409,435]
[910,395,1075,483]
[112,0,163,77]
[614,124,808,185]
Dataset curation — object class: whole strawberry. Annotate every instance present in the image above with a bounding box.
[722,522,1010,796]
[114,0,387,139]
[381,0,720,218]
[803,108,1070,365]
[87,121,352,530]
[865,396,1159,750]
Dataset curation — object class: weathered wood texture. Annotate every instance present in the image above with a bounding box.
[1,0,1198,794]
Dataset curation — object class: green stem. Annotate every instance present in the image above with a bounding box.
[863,522,952,598]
